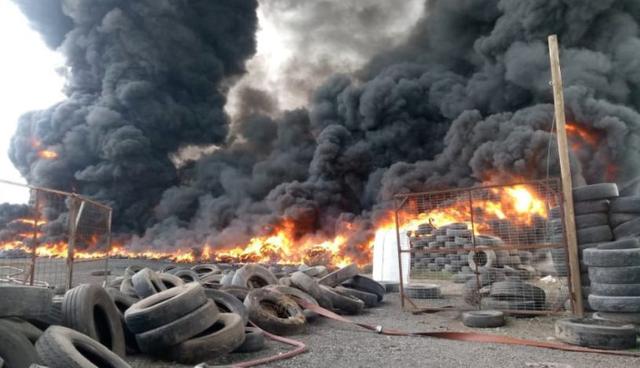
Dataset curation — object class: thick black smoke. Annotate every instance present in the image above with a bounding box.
[11,0,640,260]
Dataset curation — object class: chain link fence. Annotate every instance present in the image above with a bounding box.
[395,179,573,315]
[0,180,112,292]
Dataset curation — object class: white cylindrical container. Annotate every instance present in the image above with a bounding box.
[372,228,410,283]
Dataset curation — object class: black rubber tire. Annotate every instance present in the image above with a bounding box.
[380,281,400,293]
[203,289,249,325]
[462,310,505,328]
[131,268,167,298]
[341,275,385,302]
[191,264,221,276]
[244,289,306,336]
[590,282,640,296]
[480,297,537,311]
[220,286,250,302]
[592,311,640,325]
[105,288,139,354]
[549,206,562,219]
[299,265,328,278]
[233,327,264,353]
[119,277,138,298]
[597,238,640,250]
[473,235,503,246]
[160,264,178,273]
[199,273,224,284]
[161,313,245,364]
[555,318,636,350]
[36,326,130,368]
[613,217,640,239]
[231,264,278,289]
[30,296,63,329]
[573,183,619,202]
[334,286,378,307]
[588,295,640,312]
[125,283,209,334]
[574,199,609,215]
[577,225,613,244]
[319,286,364,315]
[0,286,53,319]
[220,271,235,287]
[575,213,608,229]
[583,247,640,267]
[124,265,143,277]
[135,300,218,353]
[317,264,358,287]
[0,318,43,343]
[609,213,639,228]
[290,271,333,309]
[404,284,442,299]
[264,285,319,320]
[62,284,125,357]
[588,265,640,284]
[610,196,640,213]
[105,276,124,289]
[170,268,199,283]
[489,281,546,309]
[0,320,41,368]
[158,273,184,289]
[467,247,497,271]
[446,229,471,237]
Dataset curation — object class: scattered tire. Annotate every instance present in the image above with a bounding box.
[573,199,609,215]
[577,225,613,244]
[119,277,138,298]
[468,247,496,271]
[125,283,209,334]
[0,286,53,319]
[404,284,441,299]
[160,264,178,273]
[334,286,378,307]
[231,264,278,289]
[597,238,640,250]
[264,285,318,320]
[203,289,249,325]
[299,266,328,278]
[36,326,131,368]
[135,300,219,353]
[105,276,124,289]
[573,183,618,202]
[555,318,636,350]
[244,289,306,336]
[320,286,364,315]
[158,273,185,289]
[290,271,333,309]
[592,311,640,325]
[124,265,143,277]
[0,318,43,343]
[0,320,40,368]
[473,235,503,246]
[171,269,199,283]
[575,213,608,229]
[452,273,475,283]
[317,264,358,287]
[105,288,139,354]
[613,217,640,239]
[191,264,221,276]
[480,297,537,311]
[341,275,385,302]
[609,213,639,228]
[588,265,640,284]
[489,281,546,308]
[583,247,640,267]
[220,271,235,287]
[131,268,167,298]
[233,327,264,353]
[161,313,245,364]
[610,196,640,213]
[220,286,250,302]
[62,284,125,357]
[588,295,640,312]
[462,310,505,328]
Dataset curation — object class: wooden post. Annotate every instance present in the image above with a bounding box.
[548,35,584,316]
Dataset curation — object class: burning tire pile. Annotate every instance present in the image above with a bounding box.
[0,262,386,367]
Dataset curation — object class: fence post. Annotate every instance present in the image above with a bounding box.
[27,189,40,285]
[66,196,81,290]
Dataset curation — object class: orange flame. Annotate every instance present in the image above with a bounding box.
[38,150,58,160]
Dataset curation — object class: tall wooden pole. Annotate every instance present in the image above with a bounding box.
[548,35,584,316]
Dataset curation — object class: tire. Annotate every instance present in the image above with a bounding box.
[446,229,471,237]
[609,213,639,228]
[462,310,505,328]
[574,199,609,215]
[474,235,503,246]
[135,300,219,353]
[105,289,139,354]
[452,273,475,283]
[0,286,53,319]
[592,311,640,325]
[489,281,546,308]
[220,286,250,302]
[244,289,306,336]
[341,275,385,302]
[591,282,640,296]
[299,266,328,278]
[125,283,209,334]
[199,273,224,285]
[124,265,143,277]
[36,326,130,368]
[380,281,400,293]
[62,284,125,357]
[577,225,612,244]
[555,318,636,350]
[131,268,167,298]
[588,295,640,312]
[334,286,378,307]
[160,264,178,273]
[468,247,496,271]
[231,264,278,289]
[279,277,293,287]
[119,277,138,298]
[233,327,264,353]
[161,313,245,364]
[171,269,199,283]
[319,286,364,315]
[220,271,235,287]
[610,196,640,213]
[317,264,358,287]
[573,183,618,202]
[203,289,248,325]
[0,318,43,343]
[191,264,221,276]
[105,276,124,289]
[480,297,537,311]
[264,285,319,320]
[404,284,441,299]
[0,321,40,368]
[597,238,639,250]
[158,273,184,289]
[575,213,608,229]
[588,265,640,284]
[583,247,640,267]
[613,217,640,239]
[290,272,333,309]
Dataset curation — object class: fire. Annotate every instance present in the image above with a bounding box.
[566,122,599,148]
[37,150,58,159]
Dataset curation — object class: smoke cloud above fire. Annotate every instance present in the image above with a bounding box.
[8,0,640,261]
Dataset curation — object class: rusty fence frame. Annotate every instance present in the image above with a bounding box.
[394,178,575,316]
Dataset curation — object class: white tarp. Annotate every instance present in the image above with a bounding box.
[372,228,410,283]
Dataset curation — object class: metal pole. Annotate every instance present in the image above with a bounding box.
[27,189,40,285]
[103,209,113,285]
[395,198,407,309]
[548,34,584,316]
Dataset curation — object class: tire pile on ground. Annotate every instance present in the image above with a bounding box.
[0,262,387,367]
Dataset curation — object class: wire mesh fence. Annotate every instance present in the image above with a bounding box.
[0,180,112,292]
[395,179,573,315]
